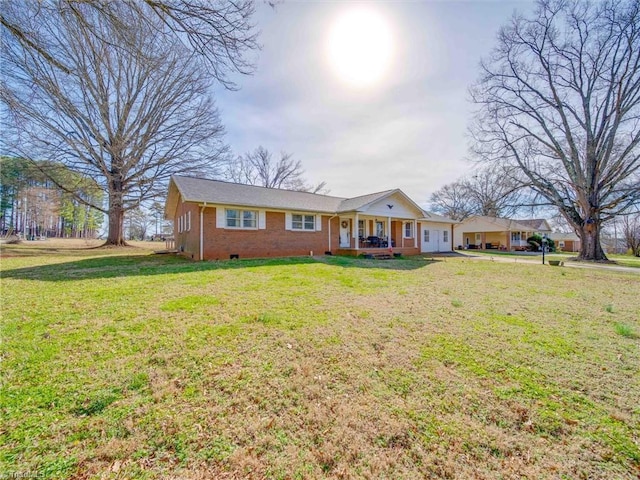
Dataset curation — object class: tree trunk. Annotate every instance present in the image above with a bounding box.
[104,188,127,246]
[578,224,608,261]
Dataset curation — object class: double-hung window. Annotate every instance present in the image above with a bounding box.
[404,222,413,238]
[292,214,315,231]
[226,209,257,229]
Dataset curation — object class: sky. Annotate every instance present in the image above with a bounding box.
[216,0,536,207]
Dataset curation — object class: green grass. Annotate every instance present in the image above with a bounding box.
[1,241,639,479]
[465,249,640,268]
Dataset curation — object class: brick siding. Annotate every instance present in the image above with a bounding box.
[175,205,340,260]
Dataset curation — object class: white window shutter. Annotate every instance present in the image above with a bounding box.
[316,215,322,231]
[259,210,266,229]
[216,207,225,228]
[285,212,292,231]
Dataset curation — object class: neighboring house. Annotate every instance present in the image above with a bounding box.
[548,232,581,253]
[164,175,457,260]
[600,236,627,254]
[453,216,552,251]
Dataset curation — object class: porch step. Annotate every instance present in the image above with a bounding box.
[361,253,393,260]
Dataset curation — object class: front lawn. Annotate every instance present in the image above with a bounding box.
[1,242,639,479]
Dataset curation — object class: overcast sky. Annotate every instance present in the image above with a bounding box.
[216,0,535,206]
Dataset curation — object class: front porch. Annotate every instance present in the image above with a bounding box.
[461,231,533,251]
[336,214,419,253]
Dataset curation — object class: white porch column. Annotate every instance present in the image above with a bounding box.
[354,213,359,251]
[414,220,418,248]
[387,216,391,247]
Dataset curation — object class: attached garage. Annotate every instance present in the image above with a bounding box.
[419,215,457,253]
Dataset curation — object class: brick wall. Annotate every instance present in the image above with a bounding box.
[197,208,340,261]
[173,202,201,260]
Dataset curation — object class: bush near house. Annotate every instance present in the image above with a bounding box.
[527,234,555,252]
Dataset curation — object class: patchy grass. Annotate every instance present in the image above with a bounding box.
[614,323,638,339]
[1,241,639,479]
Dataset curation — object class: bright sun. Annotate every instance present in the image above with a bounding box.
[327,7,393,88]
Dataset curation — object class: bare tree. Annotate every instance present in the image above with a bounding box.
[227,146,327,192]
[2,2,229,245]
[620,213,640,256]
[0,0,258,89]
[429,180,476,221]
[471,0,640,261]
[430,166,529,220]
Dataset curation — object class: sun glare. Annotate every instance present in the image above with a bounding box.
[327,7,393,88]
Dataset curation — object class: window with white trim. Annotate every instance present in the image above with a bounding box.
[358,220,365,238]
[186,211,191,231]
[511,232,521,241]
[292,214,315,231]
[226,209,257,229]
[443,230,448,242]
[424,229,430,242]
[404,222,413,238]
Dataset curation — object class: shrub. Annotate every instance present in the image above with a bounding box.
[527,234,555,252]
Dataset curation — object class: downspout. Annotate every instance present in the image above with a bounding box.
[200,202,206,261]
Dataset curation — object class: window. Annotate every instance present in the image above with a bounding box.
[376,221,384,237]
[404,222,413,238]
[511,232,521,242]
[358,220,365,238]
[226,209,240,228]
[186,211,191,231]
[242,210,257,228]
[443,230,448,242]
[226,209,257,229]
[424,230,430,242]
[292,214,315,231]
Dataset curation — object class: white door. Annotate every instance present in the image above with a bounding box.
[339,219,350,247]
[421,226,450,252]
[421,227,435,252]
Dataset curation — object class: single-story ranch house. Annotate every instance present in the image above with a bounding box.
[165,175,457,260]
[453,216,553,251]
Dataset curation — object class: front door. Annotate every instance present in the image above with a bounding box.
[339,219,350,247]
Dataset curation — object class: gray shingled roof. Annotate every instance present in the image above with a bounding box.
[515,219,551,231]
[168,175,455,222]
[336,190,396,212]
[171,175,345,212]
